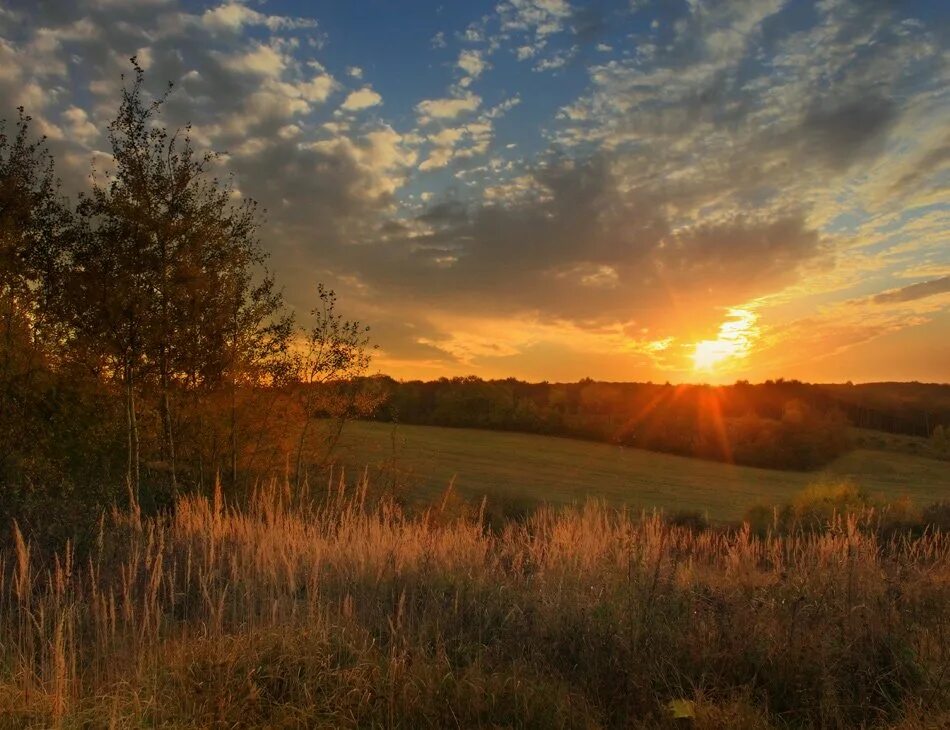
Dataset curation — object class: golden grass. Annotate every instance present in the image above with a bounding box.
[2,474,949,728]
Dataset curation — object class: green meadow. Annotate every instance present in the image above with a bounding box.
[335,421,950,521]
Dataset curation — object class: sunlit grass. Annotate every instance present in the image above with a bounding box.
[1,476,948,728]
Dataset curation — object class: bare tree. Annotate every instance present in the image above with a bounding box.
[292,284,378,487]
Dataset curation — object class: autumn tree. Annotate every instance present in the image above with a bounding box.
[292,284,378,486]
[64,60,291,499]
[0,108,72,484]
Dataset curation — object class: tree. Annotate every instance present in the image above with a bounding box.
[65,59,292,499]
[0,108,71,484]
[292,284,378,487]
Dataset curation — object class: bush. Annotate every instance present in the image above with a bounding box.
[744,481,931,537]
[922,500,950,531]
[742,503,777,536]
[787,478,870,530]
[667,508,709,532]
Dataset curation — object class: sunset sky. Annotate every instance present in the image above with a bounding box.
[2,0,948,383]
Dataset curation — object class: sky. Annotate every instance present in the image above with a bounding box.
[1,0,948,384]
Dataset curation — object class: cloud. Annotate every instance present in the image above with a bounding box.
[201,3,317,34]
[318,156,824,339]
[418,121,493,171]
[415,93,481,122]
[61,105,98,145]
[0,0,944,380]
[797,96,900,171]
[218,42,287,77]
[340,86,382,111]
[457,49,487,79]
[295,73,336,103]
[873,276,950,304]
[498,0,572,38]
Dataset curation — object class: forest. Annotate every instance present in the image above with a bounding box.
[368,376,950,469]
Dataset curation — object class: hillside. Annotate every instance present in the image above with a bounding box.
[334,421,950,522]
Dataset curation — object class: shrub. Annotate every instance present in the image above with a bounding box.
[922,500,950,531]
[742,502,777,536]
[666,508,709,532]
[786,477,870,531]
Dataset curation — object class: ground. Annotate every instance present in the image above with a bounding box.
[333,421,950,521]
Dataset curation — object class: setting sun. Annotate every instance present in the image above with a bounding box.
[691,309,759,372]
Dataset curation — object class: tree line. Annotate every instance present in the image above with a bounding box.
[0,62,376,543]
[366,376,950,470]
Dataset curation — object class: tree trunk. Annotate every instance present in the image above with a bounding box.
[319,406,349,470]
[294,388,313,488]
[159,349,177,494]
[230,377,238,489]
[125,363,140,505]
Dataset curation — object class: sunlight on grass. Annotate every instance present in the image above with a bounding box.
[1,477,948,727]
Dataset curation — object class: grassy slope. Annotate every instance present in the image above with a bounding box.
[335,421,950,521]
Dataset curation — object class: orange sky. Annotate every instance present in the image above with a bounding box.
[2,0,947,384]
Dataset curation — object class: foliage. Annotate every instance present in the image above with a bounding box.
[63,59,293,497]
[371,377,858,470]
[931,424,950,455]
[289,284,380,486]
[0,63,372,544]
[922,501,950,532]
[744,479,935,538]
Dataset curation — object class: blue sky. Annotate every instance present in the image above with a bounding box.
[1,0,948,382]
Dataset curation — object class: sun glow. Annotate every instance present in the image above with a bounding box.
[691,308,759,372]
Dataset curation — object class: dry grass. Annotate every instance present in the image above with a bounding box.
[1,475,949,728]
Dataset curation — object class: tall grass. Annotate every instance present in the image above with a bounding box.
[2,475,948,728]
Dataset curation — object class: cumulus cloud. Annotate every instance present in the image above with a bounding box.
[457,49,487,79]
[317,155,824,338]
[60,105,98,145]
[415,93,481,122]
[340,86,382,111]
[218,42,287,77]
[201,3,318,34]
[498,0,572,38]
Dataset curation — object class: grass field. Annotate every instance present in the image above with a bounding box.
[6,482,948,728]
[334,421,950,521]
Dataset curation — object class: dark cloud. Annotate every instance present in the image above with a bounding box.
[317,156,824,332]
[891,138,950,193]
[873,276,950,305]
[798,96,899,171]
[569,4,608,45]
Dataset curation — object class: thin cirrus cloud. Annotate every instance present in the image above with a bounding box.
[873,276,950,305]
[0,0,946,382]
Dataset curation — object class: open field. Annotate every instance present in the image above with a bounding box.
[335,421,950,521]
